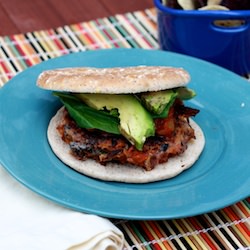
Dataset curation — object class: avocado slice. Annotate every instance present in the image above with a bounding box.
[76,93,155,150]
[140,87,196,117]
[140,90,177,115]
[176,87,196,100]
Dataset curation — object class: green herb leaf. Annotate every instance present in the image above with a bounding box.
[53,92,121,134]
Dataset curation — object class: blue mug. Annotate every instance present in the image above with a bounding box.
[154,0,250,75]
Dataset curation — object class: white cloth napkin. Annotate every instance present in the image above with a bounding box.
[0,166,124,250]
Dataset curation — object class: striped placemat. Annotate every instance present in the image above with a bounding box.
[0,8,249,249]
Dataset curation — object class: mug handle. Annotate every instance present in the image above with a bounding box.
[210,18,249,33]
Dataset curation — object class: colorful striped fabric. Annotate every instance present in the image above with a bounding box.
[115,199,250,249]
[0,8,249,249]
[0,9,158,86]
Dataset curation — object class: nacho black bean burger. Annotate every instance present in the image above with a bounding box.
[37,66,205,183]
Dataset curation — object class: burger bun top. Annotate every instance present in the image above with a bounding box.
[37,66,190,94]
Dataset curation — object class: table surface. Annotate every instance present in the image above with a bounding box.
[0,0,154,36]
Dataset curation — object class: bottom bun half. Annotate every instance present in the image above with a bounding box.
[47,108,205,183]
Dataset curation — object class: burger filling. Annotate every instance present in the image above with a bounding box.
[56,99,199,170]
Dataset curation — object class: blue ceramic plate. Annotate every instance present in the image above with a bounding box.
[0,49,250,220]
